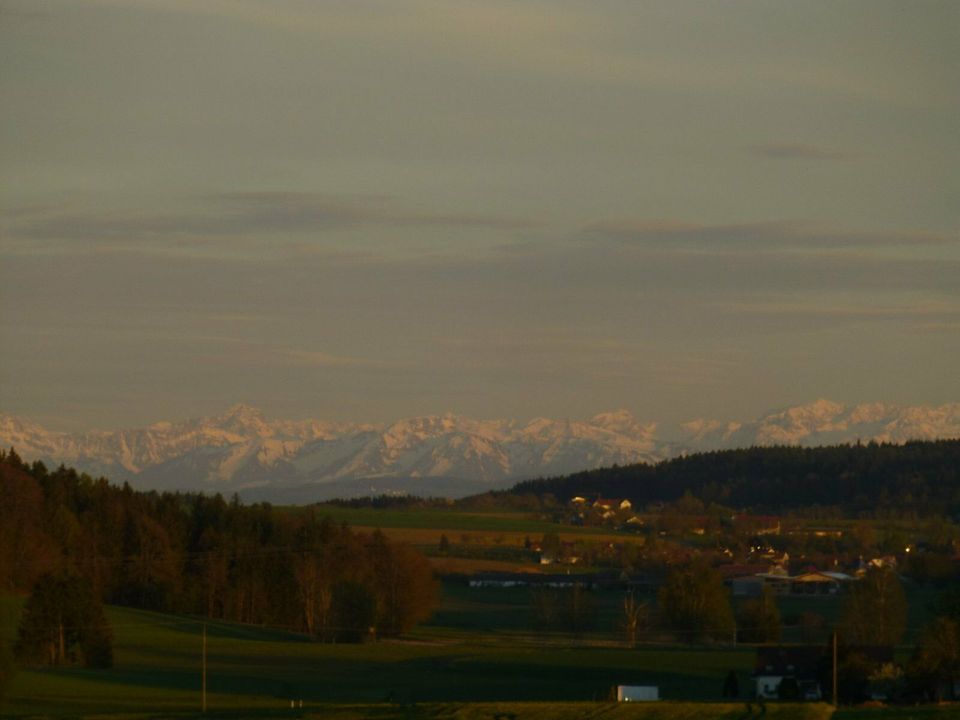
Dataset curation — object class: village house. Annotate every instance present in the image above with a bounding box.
[568,496,635,526]
[789,570,855,595]
[721,553,862,598]
[740,565,856,596]
[592,498,632,519]
[755,646,895,702]
[754,565,793,595]
[857,555,898,575]
[754,647,824,700]
[594,498,632,511]
[719,563,773,597]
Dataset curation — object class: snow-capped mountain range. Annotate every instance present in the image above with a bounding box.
[1,400,957,501]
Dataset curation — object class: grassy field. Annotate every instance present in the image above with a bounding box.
[2,592,957,719]
[313,505,645,575]
[311,506,638,539]
[1,594,760,716]
[422,580,651,638]
[308,704,835,720]
[833,707,960,720]
[311,506,561,533]
[427,556,541,575]
[351,524,636,547]
[424,579,940,648]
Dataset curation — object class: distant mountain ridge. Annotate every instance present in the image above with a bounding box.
[1,400,957,501]
[680,399,960,450]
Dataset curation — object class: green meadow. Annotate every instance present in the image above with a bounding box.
[305,505,608,535]
[0,594,758,717]
[2,595,958,719]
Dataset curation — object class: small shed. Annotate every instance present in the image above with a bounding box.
[617,685,659,702]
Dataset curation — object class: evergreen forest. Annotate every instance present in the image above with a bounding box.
[507,440,960,518]
[0,449,438,656]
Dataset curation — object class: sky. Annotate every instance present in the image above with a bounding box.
[1,0,958,433]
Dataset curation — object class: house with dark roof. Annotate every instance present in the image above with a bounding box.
[754,645,895,701]
[754,646,824,700]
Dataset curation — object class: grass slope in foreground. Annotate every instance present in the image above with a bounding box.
[3,600,958,719]
[1,598,753,715]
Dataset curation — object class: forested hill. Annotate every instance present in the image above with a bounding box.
[507,440,960,516]
[0,449,438,641]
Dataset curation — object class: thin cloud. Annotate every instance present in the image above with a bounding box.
[582,219,957,250]
[213,192,537,231]
[274,348,402,371]
[717,300,960,323]
[6,193,534,243]
[583,219,794,247]
[187,339,405,372]
[6,220,958,301]
[0,3,47,22]
[748,143,858,161]
[906,321,960,336]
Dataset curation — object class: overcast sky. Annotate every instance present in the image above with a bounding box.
[1,0,957,432]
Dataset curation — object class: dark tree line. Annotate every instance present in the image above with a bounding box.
[508,440,960,517]
[0,449,438,647]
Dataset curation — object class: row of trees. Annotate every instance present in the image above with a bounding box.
[655,562,907,646]
[519,564,902,649]
[0,449,439,662]
[510,440,960,518]
[654,562,960,701]
[628,561,960,702]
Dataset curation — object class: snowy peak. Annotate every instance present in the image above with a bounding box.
[680,418,741,443]
[591,409,657,439]
[0,405,663,495]
[681,401,960,450]
[1,400,957,500]
[209,403,272,437]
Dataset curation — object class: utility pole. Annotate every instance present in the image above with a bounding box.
[202,623,207,713]
[832,630,838,707]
